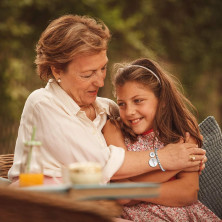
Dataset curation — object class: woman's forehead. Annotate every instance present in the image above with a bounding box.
[69,50,108,72]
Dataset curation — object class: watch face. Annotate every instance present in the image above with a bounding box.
[149,158,158,167]
[150,152,155,158]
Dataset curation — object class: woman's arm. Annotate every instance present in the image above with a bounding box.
[127,133,203,183]
[103,120,201,206]
[103,120,202,181]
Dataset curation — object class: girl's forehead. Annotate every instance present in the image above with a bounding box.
[116,81,155,99]
[117,81,150,91]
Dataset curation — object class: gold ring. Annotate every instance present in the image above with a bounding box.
[190,155,196,161]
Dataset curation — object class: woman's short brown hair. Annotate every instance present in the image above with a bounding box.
[35,14,111,81]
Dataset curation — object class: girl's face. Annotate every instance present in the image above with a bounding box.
[116,81,158,135]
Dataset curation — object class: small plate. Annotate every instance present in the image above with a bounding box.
[20,184,71,193]
[19,182,160,200]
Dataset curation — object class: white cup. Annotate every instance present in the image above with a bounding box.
[68,162,102,185]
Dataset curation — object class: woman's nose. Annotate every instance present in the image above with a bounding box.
[94,70,105,87]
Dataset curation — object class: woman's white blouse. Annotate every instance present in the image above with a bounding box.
[8,80,125,183]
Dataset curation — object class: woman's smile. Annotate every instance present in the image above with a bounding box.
[88,89,98,96]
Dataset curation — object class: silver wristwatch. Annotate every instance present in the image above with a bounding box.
[148,151,158,167]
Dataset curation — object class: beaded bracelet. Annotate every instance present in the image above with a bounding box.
[154,148,166,172]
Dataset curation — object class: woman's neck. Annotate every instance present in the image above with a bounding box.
[80,104,96,121]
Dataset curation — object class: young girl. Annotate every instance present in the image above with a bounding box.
[103,58,220,221]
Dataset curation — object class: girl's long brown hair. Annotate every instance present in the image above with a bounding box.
[112,58,202,147]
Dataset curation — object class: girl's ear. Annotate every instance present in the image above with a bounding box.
[51,65,61,80]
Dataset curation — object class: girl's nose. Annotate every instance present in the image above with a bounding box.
[126,105,136,116]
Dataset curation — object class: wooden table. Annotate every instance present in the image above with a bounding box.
[0,185,122,222]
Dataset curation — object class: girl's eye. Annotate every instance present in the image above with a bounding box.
[117,102,125,107]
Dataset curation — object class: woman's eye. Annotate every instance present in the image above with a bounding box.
[134,99,142,104]
[81,71,96,78]
[101,65,107,71]
[81,75,92,78]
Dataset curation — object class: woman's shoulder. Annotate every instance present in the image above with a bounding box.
[97,96,116,104]
[96,97,117,108]
[24,87,53,108]
[95,97,117,111]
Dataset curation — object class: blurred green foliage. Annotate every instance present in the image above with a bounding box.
[0,0,221,153]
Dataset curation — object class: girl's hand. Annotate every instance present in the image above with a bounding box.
[111,179,141,206]
[116,199,141,206]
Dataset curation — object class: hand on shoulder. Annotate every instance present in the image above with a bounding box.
[157,138,206,171]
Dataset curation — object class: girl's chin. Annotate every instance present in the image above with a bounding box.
[131,128,144,135]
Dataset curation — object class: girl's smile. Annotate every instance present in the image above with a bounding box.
[130,118,143,125]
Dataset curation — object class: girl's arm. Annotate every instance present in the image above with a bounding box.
[126,170,178,183]
[133,136,200,206]
[138,171,199,207]
[115,171,199,207]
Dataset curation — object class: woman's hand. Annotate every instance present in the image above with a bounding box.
[182,161,206,175]
[157,138,206,171]
[184,132,207,174]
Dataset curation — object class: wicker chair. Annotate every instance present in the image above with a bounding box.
[0,153,14,179]
[198,116,222,219]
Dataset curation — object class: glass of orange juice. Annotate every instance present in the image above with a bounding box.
[19,173,43,187]
[19,138,43,187]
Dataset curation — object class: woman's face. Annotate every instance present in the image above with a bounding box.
[56,50,108,107]
[116,81,159,134]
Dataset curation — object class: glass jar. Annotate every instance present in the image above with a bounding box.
[19,140,43,187]
[68,162,102,185]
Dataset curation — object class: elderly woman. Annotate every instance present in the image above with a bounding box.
[8,15,206,185]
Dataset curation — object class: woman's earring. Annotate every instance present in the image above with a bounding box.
[57,78,61,83]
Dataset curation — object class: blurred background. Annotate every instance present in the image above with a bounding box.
[0,0,221,154]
